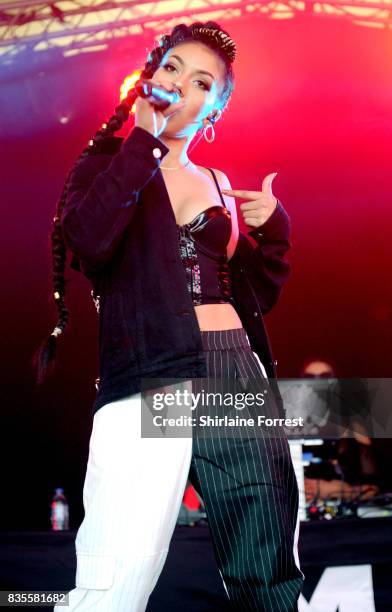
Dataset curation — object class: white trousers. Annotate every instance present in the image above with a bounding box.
[55,392,193,612]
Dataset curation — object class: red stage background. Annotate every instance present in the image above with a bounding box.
[1,13,391,528]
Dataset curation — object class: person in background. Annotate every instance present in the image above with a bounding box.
[301,358,379,503]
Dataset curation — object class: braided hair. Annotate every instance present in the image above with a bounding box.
[32,20,236,387]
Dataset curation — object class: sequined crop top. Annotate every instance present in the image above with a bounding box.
[176,168,233,305]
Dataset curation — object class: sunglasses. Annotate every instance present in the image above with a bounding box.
[303,372,334,378]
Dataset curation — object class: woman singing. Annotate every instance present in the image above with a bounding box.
[34,20,304,612]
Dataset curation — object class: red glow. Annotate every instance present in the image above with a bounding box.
[119,69,142,113]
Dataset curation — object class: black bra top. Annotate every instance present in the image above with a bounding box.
[176,168,233,306]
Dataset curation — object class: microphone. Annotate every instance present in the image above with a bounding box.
[134,79,181,110]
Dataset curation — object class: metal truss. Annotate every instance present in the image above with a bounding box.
[1,0,392,66]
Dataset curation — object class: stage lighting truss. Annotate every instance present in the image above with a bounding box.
[1,0,391,68]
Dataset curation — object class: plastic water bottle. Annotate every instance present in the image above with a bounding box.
[50,487,69,530]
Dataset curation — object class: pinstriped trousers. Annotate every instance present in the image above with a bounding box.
[55,328,304,612]
[190,329,304,611]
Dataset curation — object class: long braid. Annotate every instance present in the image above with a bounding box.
[31,103,133,386]
[32,19,236,387]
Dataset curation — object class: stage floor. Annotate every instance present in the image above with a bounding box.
[1,518,392,611]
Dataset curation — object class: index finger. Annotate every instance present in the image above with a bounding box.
[220,189,261,200]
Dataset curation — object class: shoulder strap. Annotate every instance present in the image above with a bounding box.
[207,167,227,208]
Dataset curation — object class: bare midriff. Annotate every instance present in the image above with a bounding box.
[194,303,243,331]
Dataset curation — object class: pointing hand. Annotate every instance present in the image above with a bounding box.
[221,173,278,229]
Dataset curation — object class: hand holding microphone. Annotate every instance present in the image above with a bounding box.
[133,79,187,138]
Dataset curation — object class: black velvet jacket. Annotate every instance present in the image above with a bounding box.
[61,127,292,415]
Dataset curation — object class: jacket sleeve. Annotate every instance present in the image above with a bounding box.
[61,126,170,273]
[235,199,292,315]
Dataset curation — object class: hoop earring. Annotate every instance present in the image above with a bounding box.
[203,121,215,144]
